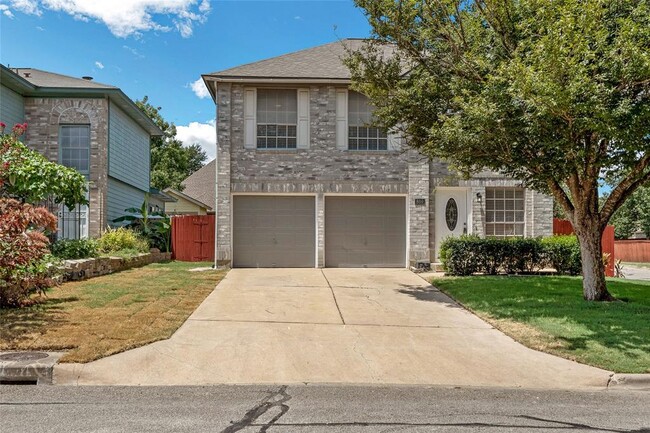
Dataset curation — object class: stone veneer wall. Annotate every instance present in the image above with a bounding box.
[62,252,172,281]
[23,97,109,237]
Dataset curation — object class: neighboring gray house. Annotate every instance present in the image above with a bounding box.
[202,39,553,268]
[0,65,162,239]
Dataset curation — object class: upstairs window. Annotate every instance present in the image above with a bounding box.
[60,125,90,175]
[485,187,525,237]
[347,91,387,151]
[256,89,297,149]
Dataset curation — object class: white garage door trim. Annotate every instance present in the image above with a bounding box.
[323,193,409,268]
[231,193,318,268]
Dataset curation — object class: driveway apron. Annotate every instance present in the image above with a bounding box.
[55,268,611,388]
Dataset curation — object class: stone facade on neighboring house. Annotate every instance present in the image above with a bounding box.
[202,39,554,268]
[24,98,109,236]
[0,65,162,239]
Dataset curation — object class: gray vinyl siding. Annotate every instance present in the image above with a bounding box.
[107,177,147,227]
[108,101,150,192]
[1,84,25,127]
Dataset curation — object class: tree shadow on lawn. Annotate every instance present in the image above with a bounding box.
[0,296,77,350]
[433,276,650,371]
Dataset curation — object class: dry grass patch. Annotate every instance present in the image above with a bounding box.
[0,261,226,363]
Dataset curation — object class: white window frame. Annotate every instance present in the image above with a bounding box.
[243,88,309,150]
[484,187,525,237]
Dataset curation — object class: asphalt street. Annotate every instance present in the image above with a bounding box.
[1,384,648,432]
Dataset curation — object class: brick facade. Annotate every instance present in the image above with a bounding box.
[23,97,109,237]
[215,83,553,267]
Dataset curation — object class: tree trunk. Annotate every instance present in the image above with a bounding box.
[574,221,614,301]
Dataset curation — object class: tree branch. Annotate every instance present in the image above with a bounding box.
[547,178,575,220]
[600,154,650,222]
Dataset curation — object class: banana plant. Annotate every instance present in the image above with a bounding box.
[113,193,171,252]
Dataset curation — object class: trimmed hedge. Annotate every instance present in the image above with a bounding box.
[439,235,581,276]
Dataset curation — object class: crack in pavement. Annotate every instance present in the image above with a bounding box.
[220,385,292,433]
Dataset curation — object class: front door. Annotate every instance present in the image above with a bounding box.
[435,188,469,260]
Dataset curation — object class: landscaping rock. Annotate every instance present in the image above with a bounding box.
[62,252,172,282]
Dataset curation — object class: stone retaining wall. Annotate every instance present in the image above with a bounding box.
[62,252,172,282]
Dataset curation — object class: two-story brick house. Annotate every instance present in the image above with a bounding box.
[202,39,553,268]
[0,65,162,239]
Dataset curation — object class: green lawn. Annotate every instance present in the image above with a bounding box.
[430,276,650,373]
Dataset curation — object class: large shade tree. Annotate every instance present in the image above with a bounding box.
[346,0,650,301]
[136,96,207,191]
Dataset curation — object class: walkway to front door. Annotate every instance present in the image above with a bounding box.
[56,268,610,388]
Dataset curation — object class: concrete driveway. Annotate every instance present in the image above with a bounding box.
[55,268,612,388]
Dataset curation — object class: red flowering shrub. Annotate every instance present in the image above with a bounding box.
[0,121,88,307]
[0,199,60,307]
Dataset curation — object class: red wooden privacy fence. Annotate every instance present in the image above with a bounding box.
[615,240,650,263]
[553,219,615,277]
[171,215,215,262]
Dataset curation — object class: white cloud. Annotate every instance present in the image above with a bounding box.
[2,0,211,38]
[0,4,14,17]
[189,77,210,99]
[123,45,144,58]
[94,61,104,69]
[35,25,45,30]
[7,0,41,15]
[176,119,216,160]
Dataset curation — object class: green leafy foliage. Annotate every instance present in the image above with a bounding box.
[607,186,650,239]
[540,236,582,276]
[112,194,171,252]
[50,238,99,260]
[97,227,149,255]
[135,96,207,191]
[347,0,650,300]
[440,235,581,276]
[0,126,87,208]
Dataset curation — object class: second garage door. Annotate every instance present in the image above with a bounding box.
[325,196,406,268]
[233,196,315,268]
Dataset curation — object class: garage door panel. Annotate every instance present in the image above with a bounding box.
[233,196,315,268]
[325,197,406,268]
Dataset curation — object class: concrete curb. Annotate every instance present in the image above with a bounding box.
[0,352,64,385]
[608,374,650,391]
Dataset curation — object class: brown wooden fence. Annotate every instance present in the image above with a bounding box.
[171,215,215,262]
[614,240,650,263]
[553,219,615,277]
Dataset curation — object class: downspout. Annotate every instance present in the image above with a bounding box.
[213,81,219,269]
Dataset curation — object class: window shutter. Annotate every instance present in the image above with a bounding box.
[335,89,348,150]
[297,88,310,149]
[244,88,257,149]
[388,128,402,151]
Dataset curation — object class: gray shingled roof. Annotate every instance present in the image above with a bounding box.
[12,68,117,89]
[206,39,391,80]
[181,160,215,211]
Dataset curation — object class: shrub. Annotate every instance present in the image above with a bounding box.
[541,235,582,275]
[502,238,546,274]
[440,235,582,276]
[439,235,482,276]
[97,227,149,255]
[0,199,61,307]
[51,238,98,260]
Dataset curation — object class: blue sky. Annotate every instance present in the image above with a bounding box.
[0,0,371,159]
